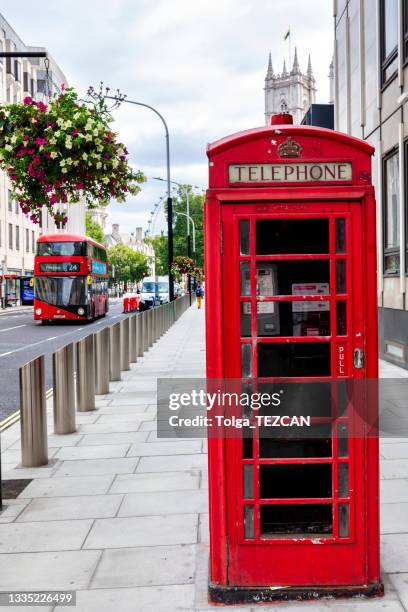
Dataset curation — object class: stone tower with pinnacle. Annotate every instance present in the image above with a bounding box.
[264,48,317,125]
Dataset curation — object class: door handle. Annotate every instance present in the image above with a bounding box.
[353,348,364,369]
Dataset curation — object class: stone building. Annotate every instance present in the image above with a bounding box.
[105,224,155,276]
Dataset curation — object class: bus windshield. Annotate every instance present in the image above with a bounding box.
[35,276,87,306]
[37,242,87,257]
[142,282,155,293]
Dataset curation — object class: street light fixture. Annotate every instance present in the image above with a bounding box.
[105,97,175,302]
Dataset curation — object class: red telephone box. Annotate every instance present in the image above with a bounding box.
[204,114,382,603]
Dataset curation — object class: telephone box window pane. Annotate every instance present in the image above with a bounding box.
[336,260,346,294]
[242,382,252,418]
[260,504,332,536]
[258,343,331,377]
[338,463,349,497]
[244,505,254,538]
[338,503,349,537]
[260,464,332,498]
[338,423,349,457]
[336,301,347,335]
[335,219,346,253]
[256,261,330,296]
[243,464,254,499]
[243,433,253,459]
[240,262,251,296]
[259,423,332,458]
[240,302,251,337]
[239,220,250,255]
[241,344,252,377]
[256,219,329,254]
[257,301,330,337]
[259,381,333,417]
[384,152,400,252]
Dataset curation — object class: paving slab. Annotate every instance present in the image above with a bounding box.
[137,453,208,473]
[54,584,195,612]
[18,475,114,498]
[109,470,200,494]
[381,534,408,573]
[0,519,92,552]
[83,513,198,549]
[118,489,208,517]
[77,431,149,446]
[0,550,101,590]
[16,494,123,522]
[91,544,195,588]
[127,440,202,457]
[54,457,138,477]
[54,444,130,461]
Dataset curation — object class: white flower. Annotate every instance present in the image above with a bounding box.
[117,148,124,156]
[64,120,72,129]
[93,128,99,136]
[112,159,119,168]
[95,138,101,145]
[65,140,72,149]
[73,160,79,166]
[10,135,17,144]
[102,177,109,184]
[57,118,64,127]
[73,112,81,121]
[96,161,102,169]
[54,131,61,138]
[50,151,58,159]
[66,158,72,165]
[97,146,103,153]
[4,144,12,152]
[85,134,92,142]
[59,159,66,167]
[61,167,68,173]
[49,137,57,145]
[82,153,88,160]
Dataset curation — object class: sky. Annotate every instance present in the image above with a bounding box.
[2,0,333,235]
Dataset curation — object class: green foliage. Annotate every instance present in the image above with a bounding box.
[0,86,145,225]
[172,187,204,268]
[107,243,150,284]
[85,212,105,244]
[145,234,168,275]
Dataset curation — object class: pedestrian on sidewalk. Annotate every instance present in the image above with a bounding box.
[195,284,204,309]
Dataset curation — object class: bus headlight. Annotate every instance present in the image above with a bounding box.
[35,308,42,315]
[77,307,85,315]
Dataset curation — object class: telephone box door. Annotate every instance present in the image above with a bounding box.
[222,201,367,587]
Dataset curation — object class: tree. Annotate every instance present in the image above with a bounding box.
[145,234,168,275]
[107,243,150,291]
[85,212,105,244]
[172,187,204,268]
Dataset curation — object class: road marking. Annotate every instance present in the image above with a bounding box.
[47,336,57,341]
[0,324,26,333]
[0,351,11,357]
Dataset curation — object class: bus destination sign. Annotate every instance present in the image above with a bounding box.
[228,162,352,184]
[39,262,80,273]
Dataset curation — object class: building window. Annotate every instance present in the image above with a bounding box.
[32,230,35,253]
[8,224,13,250]
[404,0,408,64]
[383,149,400,274]
[15,200,19,215]
[7,190,12,212]
[380,0,398,87]
[14,60,20,82]
[15,226,20,251]
[26,229,29,253]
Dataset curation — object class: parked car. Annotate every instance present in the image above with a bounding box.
[140,276,169,307]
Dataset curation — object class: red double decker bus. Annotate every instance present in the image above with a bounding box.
[34,233,109,323]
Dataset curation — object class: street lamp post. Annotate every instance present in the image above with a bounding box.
[106,97,175,302]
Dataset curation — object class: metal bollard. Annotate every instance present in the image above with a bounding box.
[129,314,138,363]
[76,334,95,412]
[152,307,157,343]
[53,343,76,434]
[20,355,48,467]
[109,322,121,381]
[95,327,110,394]
[143,311,149,352]
[137,313,144,357]
[148,308,153,347]
[121,317,130,371]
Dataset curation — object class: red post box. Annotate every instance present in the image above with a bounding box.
[204,114,381,603]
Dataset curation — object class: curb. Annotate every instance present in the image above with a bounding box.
[0,387,53,433]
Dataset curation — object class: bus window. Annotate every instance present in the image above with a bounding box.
[37,242,87,257]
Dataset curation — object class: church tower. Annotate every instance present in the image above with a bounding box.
[264,48,317,125]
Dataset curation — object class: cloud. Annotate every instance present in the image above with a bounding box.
[1,0,333,233]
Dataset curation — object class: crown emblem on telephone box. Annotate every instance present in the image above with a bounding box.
[278,136,303,158]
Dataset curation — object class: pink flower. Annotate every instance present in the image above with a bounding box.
[72,129,79,137]
[27,149,35,156]
[124,148,129,155]
[46,122,54,129]
[9,175,16,182]
[36,137,46,146]
[49,194,58,205]
[23,96,33,105]
[36,102,47,113]
[120,155,126,161]
[60,83,65,91]
[32,117,38,124]
[29,214,39,223]
[28,163,36,177]
[33,156,41,167]
[75,181,84,189]
[16,149,25,158]
[23,135,30,142]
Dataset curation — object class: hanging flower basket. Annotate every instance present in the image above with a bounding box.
[170,256,195,279]
[0,85,145,225]
[192,266,203,281]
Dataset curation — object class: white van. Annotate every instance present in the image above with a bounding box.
[141,276,169,306]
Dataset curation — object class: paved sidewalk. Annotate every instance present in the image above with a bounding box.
[0,304,408,611]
